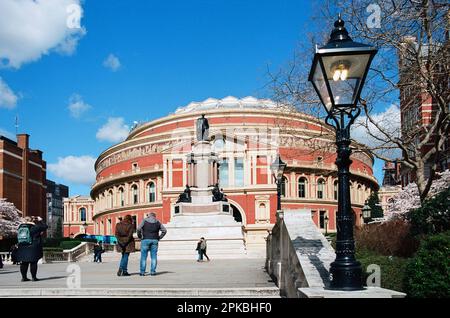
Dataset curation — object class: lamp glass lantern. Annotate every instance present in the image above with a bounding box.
[362,203,371,221]
[271,154,287,211]
[82,222,88,235]
[308,17,377,112]
[270,154,287,181]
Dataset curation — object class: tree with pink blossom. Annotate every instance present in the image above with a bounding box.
[385,170,450,220]
[0,199,22,238]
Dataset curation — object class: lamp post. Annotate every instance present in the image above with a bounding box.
[308,15,377,290]
[324,215,329,235]
[82,222,88,236]
[362,202,372,224]
[270,154,287,211]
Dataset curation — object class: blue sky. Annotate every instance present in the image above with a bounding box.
[0,0,384,195]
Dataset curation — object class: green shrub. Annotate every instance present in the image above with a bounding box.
[408,187,450,236]
[43,238,62,247]
[357,248,408,292]
[404,231,450,298]
[59,240,82,250]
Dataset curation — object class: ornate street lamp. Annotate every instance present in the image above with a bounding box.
[324,215,329,235]
[362,202,372,224]
[271,154,287,211]
[308,15,377,290]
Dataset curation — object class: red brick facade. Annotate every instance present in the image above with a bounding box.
[0,134,47,219]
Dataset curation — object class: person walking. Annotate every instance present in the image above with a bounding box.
[137,212,167,276]
[10,244,19,265]
[196,238,203,262]
[16,216,48,282]
[115,215,135,276]
[93,242,101,262]
[200,238,210,262]
[97,241,105,262]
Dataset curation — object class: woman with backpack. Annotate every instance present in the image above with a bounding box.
[16,216,48,282]
[115,215,135,276]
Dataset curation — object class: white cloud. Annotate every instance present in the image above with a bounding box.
[0,0,86,69]
[0,77,19,109]
[68,94,91,118]
[351,104,402,159]
[103,54,121,72]
[96,117,129,143]
[48,155,96,186]
[0,127,15,140]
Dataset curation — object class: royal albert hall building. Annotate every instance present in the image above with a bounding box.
[89,96,378,248]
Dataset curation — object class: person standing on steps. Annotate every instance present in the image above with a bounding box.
[137,212,167,276]
[16,216,48,282]
[115,215,135,276]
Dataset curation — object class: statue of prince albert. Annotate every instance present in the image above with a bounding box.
[196,114,209,141]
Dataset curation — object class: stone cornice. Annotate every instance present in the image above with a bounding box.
[93,202,163,220]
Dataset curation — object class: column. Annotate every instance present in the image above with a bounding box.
[267,154,272,185]
[163,159,168,189]
[139,179,145,203]
[157,176,162,201]
[229,156,235,187]
[290,172,296,198]
[182,158,187,186]
[252,155,257,185]
[168,159,173,188]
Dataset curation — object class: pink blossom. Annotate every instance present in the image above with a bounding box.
[0,199,23,238]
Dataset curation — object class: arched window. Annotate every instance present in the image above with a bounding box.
[147,182,156,203]
[334,181,338,200]
[80,208,86,222]
[118,188,125,207]
[281,176,288,197]
[131,185,139,204]
[357,185,362,203]
[108,190,114,208]
[317,179,325,199]
[298,177,307,198]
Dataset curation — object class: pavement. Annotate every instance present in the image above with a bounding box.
[0,258,279,297]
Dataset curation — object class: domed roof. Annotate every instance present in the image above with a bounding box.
[174,96,279,114]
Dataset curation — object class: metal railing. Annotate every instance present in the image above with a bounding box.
[42,242,116,263]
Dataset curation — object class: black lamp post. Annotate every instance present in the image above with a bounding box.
[324,215,329,235]
[82,222,88,235]
[308,15,377,290]
[270,154,287,211]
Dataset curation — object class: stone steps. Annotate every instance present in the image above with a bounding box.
[0,287,281,298]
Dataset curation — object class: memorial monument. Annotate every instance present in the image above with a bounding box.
[160,115,246,259]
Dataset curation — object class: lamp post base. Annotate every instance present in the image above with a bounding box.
[329,261,364,291]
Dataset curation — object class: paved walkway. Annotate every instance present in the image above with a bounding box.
[0,258,278,297]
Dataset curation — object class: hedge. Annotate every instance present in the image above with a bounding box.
[404,231,450,298]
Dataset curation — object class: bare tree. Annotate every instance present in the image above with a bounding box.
[270,0,449,202]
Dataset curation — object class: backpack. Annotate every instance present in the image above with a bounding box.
[17,225,32,245]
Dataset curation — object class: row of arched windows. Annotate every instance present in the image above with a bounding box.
[100,181,157,210]
[280,176,368,203]
[280,177,333,199]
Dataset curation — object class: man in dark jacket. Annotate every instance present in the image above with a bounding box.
[115,215,135,277]
[16,216,48,282]
[137,212,167,276]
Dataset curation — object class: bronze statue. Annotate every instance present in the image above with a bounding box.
[212,183,227,202]
[177,185,192,203]
[196,114,209,141]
